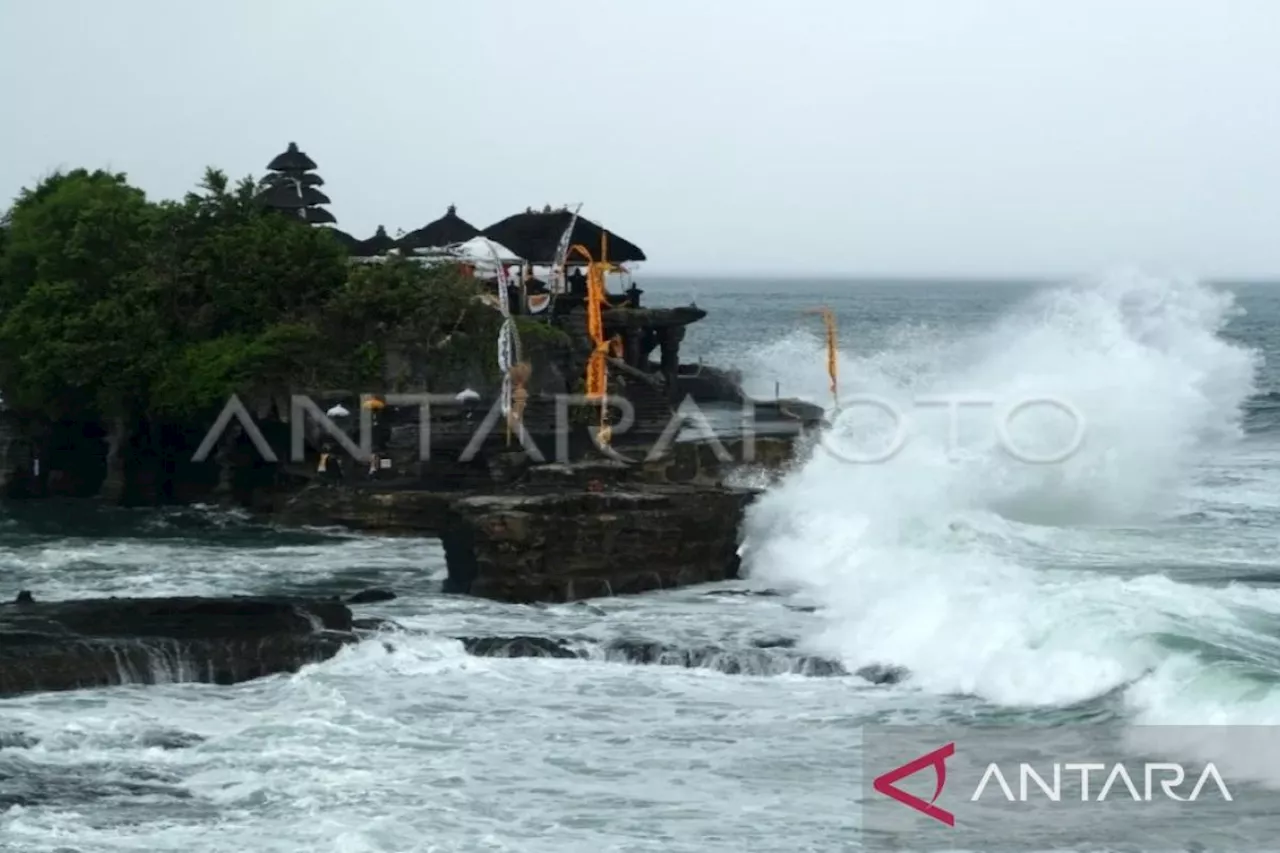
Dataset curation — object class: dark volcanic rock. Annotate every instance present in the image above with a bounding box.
[275,486,456,533]
[855,663,910,685]
[454,634,846,677]
[750,636,798,649]
[459,635,578,659]
[347,588,397,604]
[675,363,746,403]
[0,596,355,698]
[598,639,847,677]
[705,588,785,598]
[352,616,404,632]
[440,484,756,603]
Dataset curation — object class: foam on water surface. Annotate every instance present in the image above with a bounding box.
[5,273,1280,851]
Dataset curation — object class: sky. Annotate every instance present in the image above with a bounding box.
[2,0,1278,278]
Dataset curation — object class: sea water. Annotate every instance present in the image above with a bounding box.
[3,271,1280,851]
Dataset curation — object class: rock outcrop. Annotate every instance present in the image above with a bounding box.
[0,594,355,697]
[272,434,804,531]
[267,434,810,604]
[273,484,458,532]
[440,481,756,603]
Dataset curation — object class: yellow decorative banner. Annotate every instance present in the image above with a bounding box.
[571,232,620,448]
[805,307,839,406]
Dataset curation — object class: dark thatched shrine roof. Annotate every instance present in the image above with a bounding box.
[256,180,329,208]
[325,227,360,251]
[354,226,397,257]
[397,205,481,252]
[263,171,324,188]
[301,206,337,224]
[482,208,645,264]
[267,141,317,172]
[301,186,331,206]
[256,182,307,210]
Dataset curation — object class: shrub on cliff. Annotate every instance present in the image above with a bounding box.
[324,257,503,389]
[0,168,497,424]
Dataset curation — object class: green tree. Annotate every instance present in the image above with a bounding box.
[0,166,500,429]
[0,169,161,418]
[146,167,350,415]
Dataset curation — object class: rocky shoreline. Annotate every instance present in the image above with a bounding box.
[0,378,830,700]
[270,434,808,603]
[0,594,354,697]
[0,589,907,700]
[0,430,833,699]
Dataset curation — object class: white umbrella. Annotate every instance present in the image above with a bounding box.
[417,237,523,266]
[326,403,350,417]
[456,236,522,264]
[455,389,480,402]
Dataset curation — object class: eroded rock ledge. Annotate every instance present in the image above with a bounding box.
[0,594,354,697]
[441,484,755,603]
[267,435,808,604]
[0,589,911,699]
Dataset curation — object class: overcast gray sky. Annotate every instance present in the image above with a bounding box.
[2,0,1277,278]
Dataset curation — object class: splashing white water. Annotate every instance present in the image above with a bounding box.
[738,270,1274,710]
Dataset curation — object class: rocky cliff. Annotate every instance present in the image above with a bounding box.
[0,594,355,697]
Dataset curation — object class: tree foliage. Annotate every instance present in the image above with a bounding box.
[0,167,496,423]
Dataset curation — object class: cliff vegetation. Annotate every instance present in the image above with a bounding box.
[0,167,502,428]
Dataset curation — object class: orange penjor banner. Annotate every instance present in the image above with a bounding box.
[805,307,838,405]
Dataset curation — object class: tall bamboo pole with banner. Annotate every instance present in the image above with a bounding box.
[570,231,622,448]
[484,242,530,445]
[804,307,838,408]
[549,204,582,299]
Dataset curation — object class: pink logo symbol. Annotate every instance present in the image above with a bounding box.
[872,742,956,826]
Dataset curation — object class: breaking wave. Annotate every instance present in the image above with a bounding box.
[736,270,1280,725]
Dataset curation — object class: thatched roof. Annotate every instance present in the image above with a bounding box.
[263,171,324,188]
[256,179,329,207]
[324,227,360,251]
[397,205,480,251]
[301,186,331,206]
[302,206,337,224]
[255,182,307,210]
[354,225,397,257]
[267,141,316,172]
[482,209,645,264]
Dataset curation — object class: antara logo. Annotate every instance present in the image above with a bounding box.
[872,742,957,826]
[873,743,1234,827]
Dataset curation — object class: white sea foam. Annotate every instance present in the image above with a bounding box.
[738,269,1278,714]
